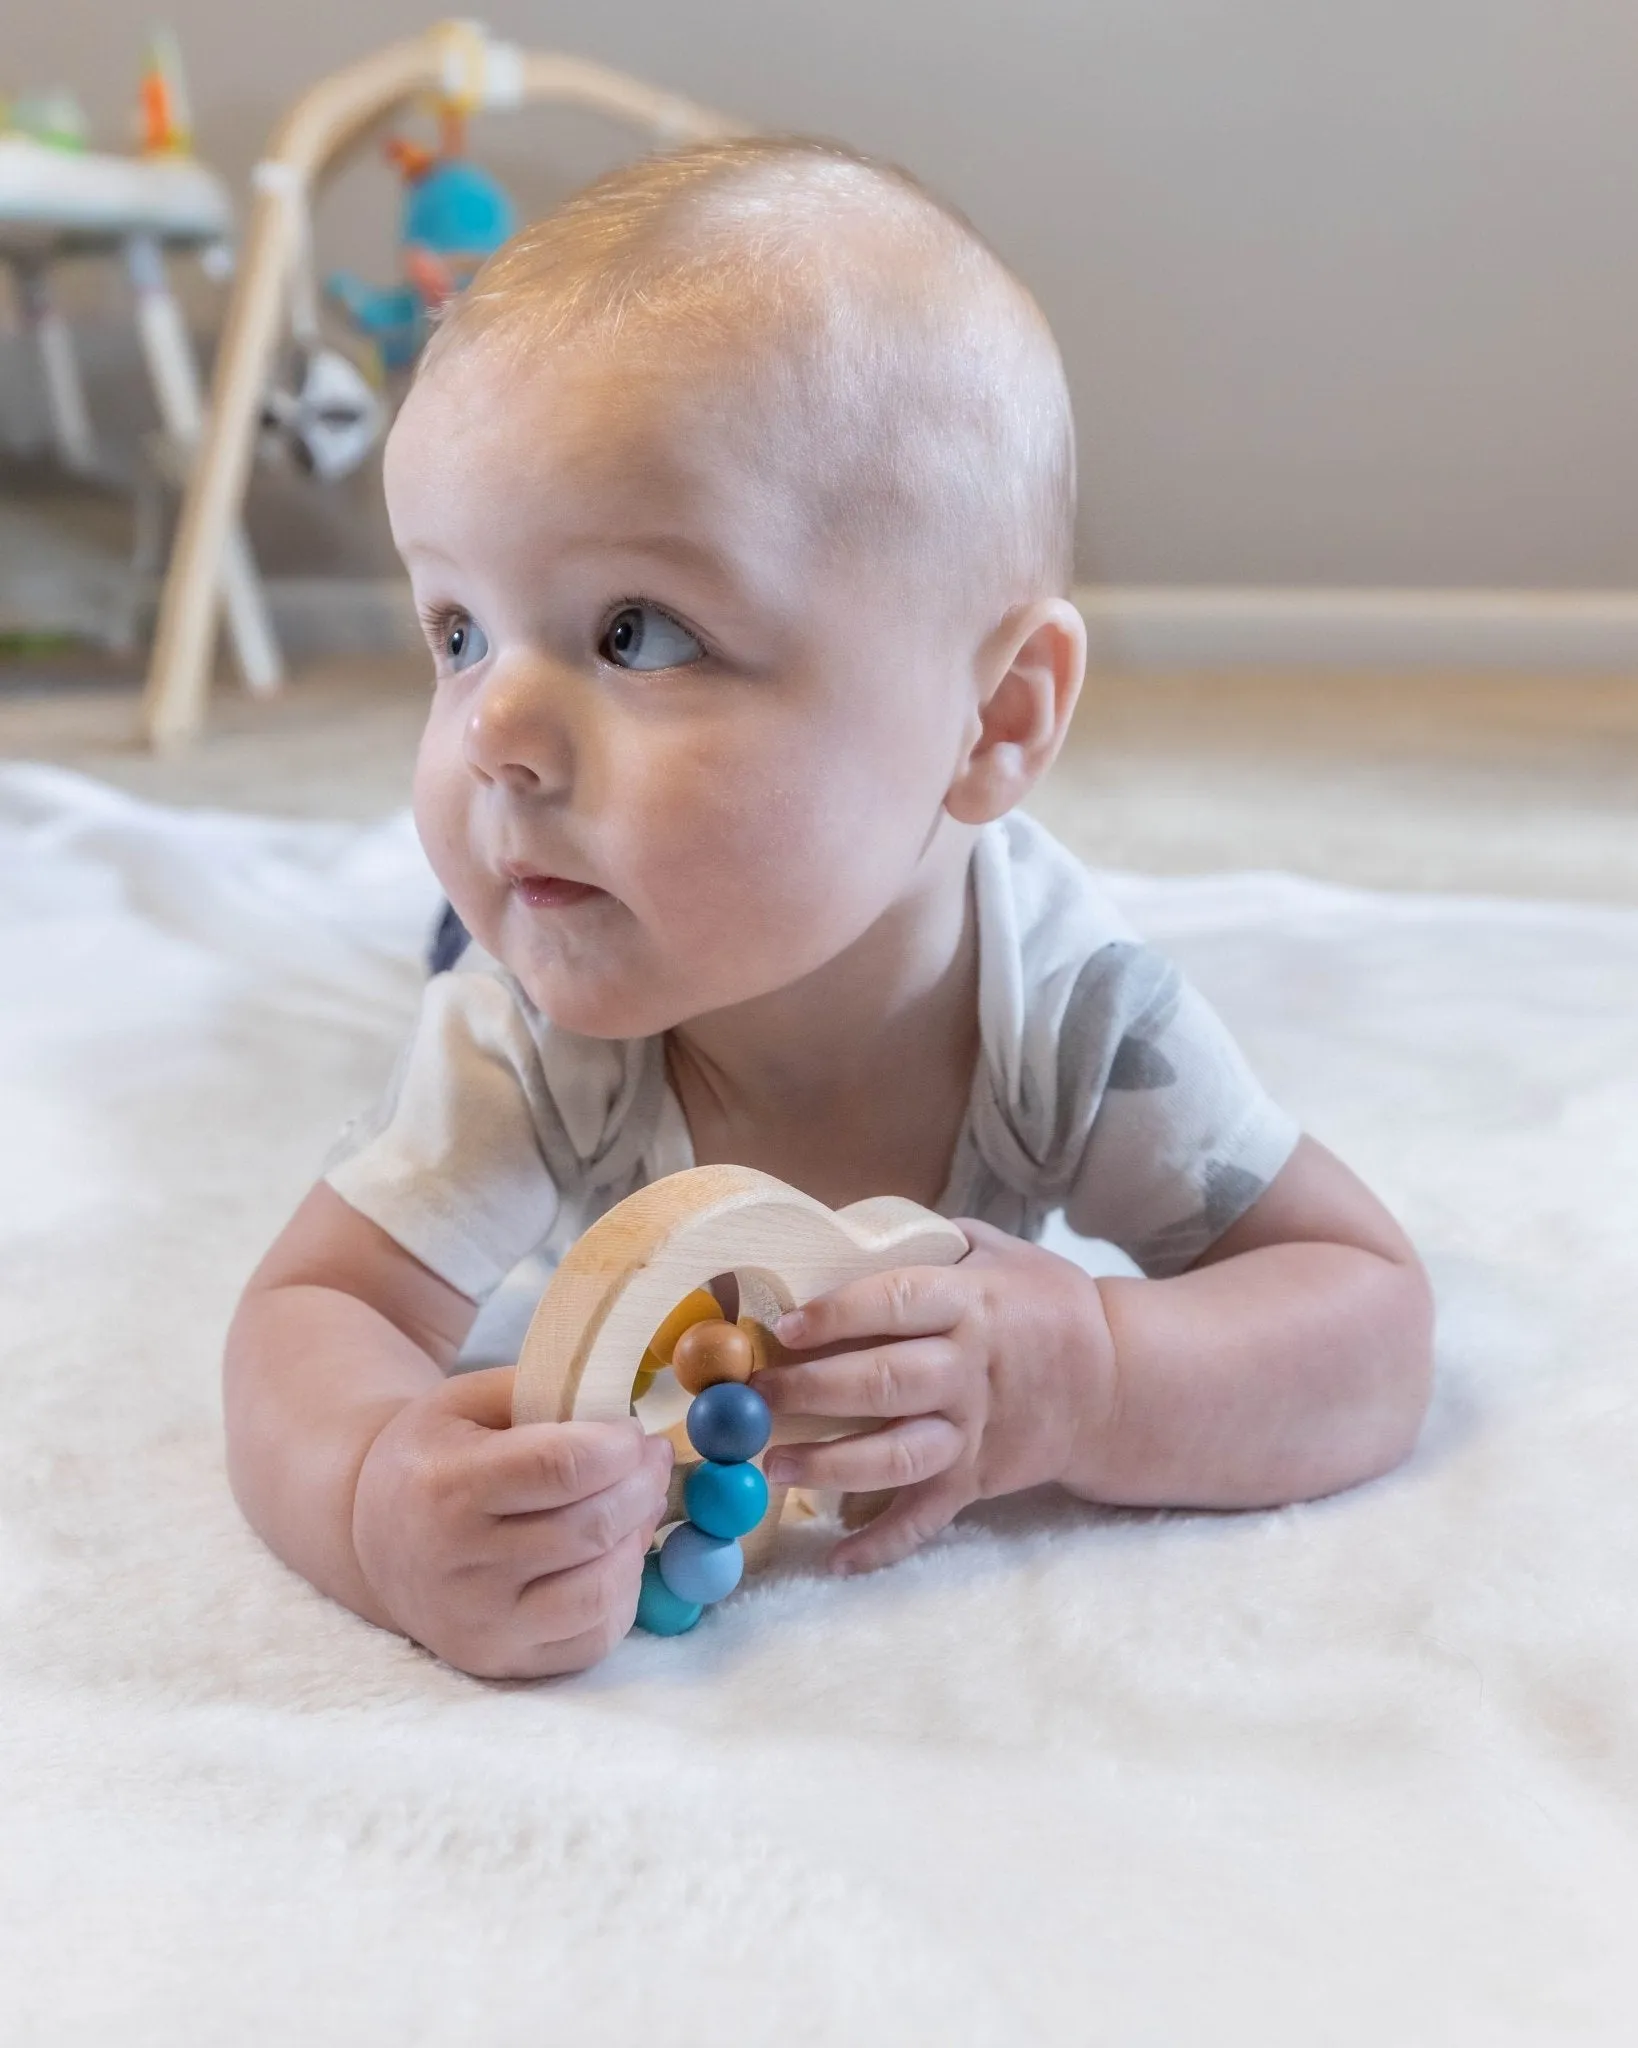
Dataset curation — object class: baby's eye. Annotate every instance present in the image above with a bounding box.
[599,604,704,672]
[441,613,489,673]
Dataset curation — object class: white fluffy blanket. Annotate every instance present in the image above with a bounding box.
[2,763,1634,2047]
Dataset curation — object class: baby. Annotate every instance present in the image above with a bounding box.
[225,138,1433,1678]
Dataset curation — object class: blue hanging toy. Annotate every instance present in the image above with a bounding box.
[326,106,516,372]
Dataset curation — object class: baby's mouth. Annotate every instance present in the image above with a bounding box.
[505,869,605,911]
[499,856,606,905]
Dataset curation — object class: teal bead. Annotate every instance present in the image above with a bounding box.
[658,1522,744,1605]
[684,1459,770,1541]
[686,1381,772,1464]
[634,1551,702,1636]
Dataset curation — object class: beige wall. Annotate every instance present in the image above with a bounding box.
[10,0,1638,587]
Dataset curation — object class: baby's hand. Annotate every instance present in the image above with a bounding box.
[351,1367,672,1678]
[756,1219,1116,1574]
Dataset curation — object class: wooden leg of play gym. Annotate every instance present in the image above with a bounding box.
[140,181,300,745]
[128,233,282,698]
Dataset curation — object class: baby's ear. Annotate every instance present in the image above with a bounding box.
[944,598,1085,826]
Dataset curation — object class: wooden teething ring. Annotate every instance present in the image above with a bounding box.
[512,1165,968,1570]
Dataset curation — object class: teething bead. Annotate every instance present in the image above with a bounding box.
[658,1523,744,1605]
[672,1317,755,1395]
[646,1288,723,1365]
[635,1551,703,1635]
[686,1381,772,1464]
[684,1459,770,1541]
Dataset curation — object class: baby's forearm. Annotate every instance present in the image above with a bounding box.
[224,1283,443,1627]
[1068,1241,1434,1510]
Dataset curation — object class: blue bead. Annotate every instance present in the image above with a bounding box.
[685,1381,771,1464]
[634,1551,702,1636]
[658,1522,744,1606]
[684,1459,770,1541]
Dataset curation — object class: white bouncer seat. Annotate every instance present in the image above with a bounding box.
[0,135,231,247]
[0,134,278,686]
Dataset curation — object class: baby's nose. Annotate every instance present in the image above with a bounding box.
[462,664,575,796]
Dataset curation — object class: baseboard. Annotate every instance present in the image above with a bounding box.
[254,576,1638,673]
[1073,584,1638,671]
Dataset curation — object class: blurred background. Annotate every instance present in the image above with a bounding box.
[3,2,1636,895]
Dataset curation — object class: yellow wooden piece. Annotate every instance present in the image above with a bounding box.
[512,1165,969,1575]
[645,1286,722,1365]
[737,1316,783,1373]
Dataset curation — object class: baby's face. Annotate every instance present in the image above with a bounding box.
[386,343,980,1039]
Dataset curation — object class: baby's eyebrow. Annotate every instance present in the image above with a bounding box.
[557,530,751,601]
[397,538,461,568]
[561,531,727,572]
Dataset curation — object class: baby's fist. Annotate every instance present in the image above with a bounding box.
[351,1366,671,1678]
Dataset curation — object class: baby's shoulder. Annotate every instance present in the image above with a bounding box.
[976,813,1146,990]
[973,813,1192,1116]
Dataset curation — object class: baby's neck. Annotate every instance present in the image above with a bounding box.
[666,836,980,1212]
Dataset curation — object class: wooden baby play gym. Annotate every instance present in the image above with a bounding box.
[141,20,743,748]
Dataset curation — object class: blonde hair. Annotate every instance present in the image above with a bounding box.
[421,136,1076,603]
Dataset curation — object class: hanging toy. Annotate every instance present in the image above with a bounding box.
[258,345,385,482]
[325,104,516,373]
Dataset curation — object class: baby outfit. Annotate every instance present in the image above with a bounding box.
[325,813,1299,1299]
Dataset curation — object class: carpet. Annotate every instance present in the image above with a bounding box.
[1,761,1634,2045]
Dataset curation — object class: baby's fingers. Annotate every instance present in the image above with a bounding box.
[496,1437,673,1576]
[775,1264,966,1353]
[453,1530,649,1679]
[764,1414,962,1494]
[471,1416,653,1516]
[827,1474,970,1576]
[756,1338,961,1421]
[515,1528,650,1656]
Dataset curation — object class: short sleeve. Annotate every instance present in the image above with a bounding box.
[962,815,1299,1274]
[1057,947,1300,1274]
[323,970,565,1301]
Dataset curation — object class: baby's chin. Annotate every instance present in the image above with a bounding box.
[498,942,701,1041]
[480,893,849,1041]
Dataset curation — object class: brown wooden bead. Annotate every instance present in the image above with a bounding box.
[671,1317,756,1395]
[645,1287,723,1366]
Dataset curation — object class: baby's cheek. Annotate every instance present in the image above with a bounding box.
[631,754,891,983]
[410,748,465,895]
[411,735,504,940]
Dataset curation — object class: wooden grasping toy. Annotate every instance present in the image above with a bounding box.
[511,1165,968,1633]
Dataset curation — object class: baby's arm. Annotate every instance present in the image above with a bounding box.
[756,1136,1433,1572]
[225,1184,671,1675]
[1058,1134,1433,1506]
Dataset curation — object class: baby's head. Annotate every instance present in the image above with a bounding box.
[385,137,1083,1038]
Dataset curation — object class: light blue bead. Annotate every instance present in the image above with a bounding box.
[684,1459,770,1541]
[634,1551,702,1636]
[685,1381,772,1464]
[658,1522,744,1606]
